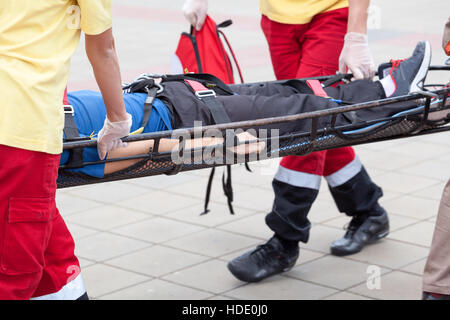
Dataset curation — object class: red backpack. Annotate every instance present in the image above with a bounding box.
[172,16,246,215]
[171,15,243,85]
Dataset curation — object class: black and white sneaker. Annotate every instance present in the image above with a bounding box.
[381,41,432,97]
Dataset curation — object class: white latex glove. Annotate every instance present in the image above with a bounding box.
[182,0,208,31]
[97,113,132,160]
[339,32,375,79]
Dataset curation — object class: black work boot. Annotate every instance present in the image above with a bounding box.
[227,235,299,282]
[330,204,389,256]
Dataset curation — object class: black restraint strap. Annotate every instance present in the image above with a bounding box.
[201,166,216,215]
[63,105,87,169]
[141,86,159,130]
[200,93,231,125]
[222,164,235,214]
[64,106,79,139]
[163,73,234,96]
[184,79,231,124]
[184,80,238,215]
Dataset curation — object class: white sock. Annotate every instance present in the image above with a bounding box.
[379,74,396,97]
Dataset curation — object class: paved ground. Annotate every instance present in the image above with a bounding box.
[61,0,450,300]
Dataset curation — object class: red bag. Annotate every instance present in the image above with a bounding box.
[171,15,243,85]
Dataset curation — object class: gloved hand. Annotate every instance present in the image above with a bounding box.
[97,113,132,160]
[182,0,208,31]
[339,32,376,79]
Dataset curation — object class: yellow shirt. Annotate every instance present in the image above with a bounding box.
[0,0,112,154]
[260,0,349,24]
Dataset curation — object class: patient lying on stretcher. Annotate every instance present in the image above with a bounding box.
[61,41,432,178]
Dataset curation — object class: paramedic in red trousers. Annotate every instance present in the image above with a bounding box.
[0,1,131,299]
[183,0,389,282]
[422,17,450,301]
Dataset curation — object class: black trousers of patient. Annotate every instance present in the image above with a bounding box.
[161,79,391,133]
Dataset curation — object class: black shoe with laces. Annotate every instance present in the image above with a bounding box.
[227,236,299,282]
[330,205,389,256]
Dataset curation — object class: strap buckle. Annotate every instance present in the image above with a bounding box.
[64,105,74,116]
[195,89,217,99]
[146,83,164,95]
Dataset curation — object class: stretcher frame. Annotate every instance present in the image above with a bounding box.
[58,66,450,189]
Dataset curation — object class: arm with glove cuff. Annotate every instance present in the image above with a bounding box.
[339,0,375,79]
[182,0,208,31]
[85,28,132,160]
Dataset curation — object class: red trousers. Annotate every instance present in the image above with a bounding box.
[261,8,360,188]
[0,145,84,300]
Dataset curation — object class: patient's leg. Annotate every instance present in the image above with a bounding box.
[231,76,384,103]
[324,80,385,103]
[217,80,386,136]
[220,92,336,128]
[230,81,303,97]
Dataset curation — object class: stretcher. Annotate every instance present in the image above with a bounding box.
[58,66,450,189]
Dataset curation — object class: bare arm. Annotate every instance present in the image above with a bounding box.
[85,28,127,122]
[104,137,224,174]
[104,132,264,175]
[347,0,370,34]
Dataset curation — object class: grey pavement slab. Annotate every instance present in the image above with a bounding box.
[349,271,423,300]
[111,216,205,243]
[224,275,338,300]
[65,205,150,231]
[162,259,244,294]
[75,232,151,262]
[344,239,430,270]
[380,195,440,220]
[388,221,436,247]
[286,255,391,290]
[164,229,261,258]
[100,279,213,300]
[217,212,276,240]
[324,291,374,300]
[166,203,258,227]
[82,264,151,299]
[105,245,210,277]
[401,258,428,276]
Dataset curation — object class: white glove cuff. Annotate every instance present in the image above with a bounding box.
[105,113,132,129]
[344,32,369,44]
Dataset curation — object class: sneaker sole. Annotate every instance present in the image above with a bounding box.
[227,256,299,283]
[227,265,293,283]
[410,41,432,93]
